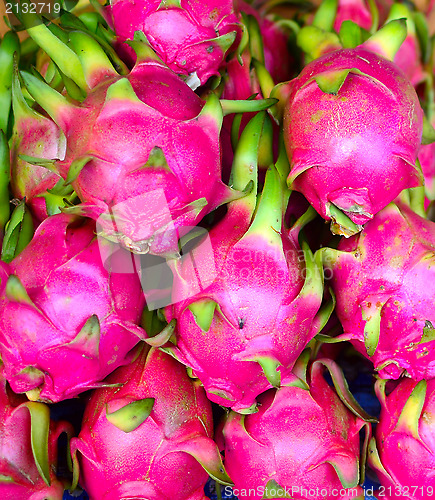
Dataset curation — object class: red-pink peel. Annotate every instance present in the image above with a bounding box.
[368,378,435,500]
[70,346,230,500]
[284,38,423,235]
[0,371,73,499]
[108,0,241,86]
[220,357,370,500]
[0,213,145,402]
[323,202,435,380]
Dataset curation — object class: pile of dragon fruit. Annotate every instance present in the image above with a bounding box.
[2,0,435,498]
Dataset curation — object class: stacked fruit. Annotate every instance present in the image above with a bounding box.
[1,0,435,498]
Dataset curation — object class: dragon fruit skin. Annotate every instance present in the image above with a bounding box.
[237,1,295,86]
[221,1,294,102]
[164,218,318,412]
[164,132,324,413]
[393,33,424,88]
[385,4,426,88]
[368,378,435,499]
[323,202,435,380]
[418,139,435,201]
[220,3,294,179]
[284,43,423,234]
[9,71,68,223]
[21,53,238,256]
[334,0,372,32]
[220,358,369,500]
[418,111,435,202]
[108,0,241,86]
[0,213,146,402]
[70,346,230,500]
[0,371,73,499]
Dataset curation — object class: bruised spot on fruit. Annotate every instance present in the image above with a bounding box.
[107,355,117,365]
[286,314,297,326]
[209,8,219,20]
[422,411,433,425]
[311,110,325,123]
[390,256,403,267]
[393,236,402,247]
[417,348,430,358]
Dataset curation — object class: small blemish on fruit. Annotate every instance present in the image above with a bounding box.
[311,110,325,123]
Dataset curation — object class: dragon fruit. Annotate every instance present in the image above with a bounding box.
[0,369,73,499]
[322,201,435,380]
[219,354,373,499]
[17,26,269,257]
[70,345,230,500]
[418,136,435,202]
[284,20,423,236]
[368,378,435,499]
[220,2,294,178]
[0,213,146,402]
[163,113,325,412]
[9,69,74,223]
[334,0,373,32]
[384,3,426,87]
[220,2,294,101]
[418,108,435,203]
[107,0,241,87]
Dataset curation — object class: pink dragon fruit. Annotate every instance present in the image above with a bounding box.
[221,2,294,102]
[219,354,373,499]
[220,2,294,178]
[418,136,435,202]
[163,114,325,412]
[368,378,435,499]
[385,3,426,88]
[70,345,230,500]
[322,201,435,380]
[0,369,73,499]
[107,0,241,87]
[334,0,373,32]
[418,108,435,204]
[0,213,146,402]
[237,1,295,86]
[18,28,261,257]
[9,69,74,223]
[284,20,423,236]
